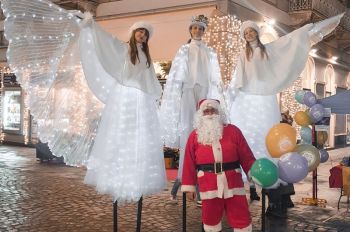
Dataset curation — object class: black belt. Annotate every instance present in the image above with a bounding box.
[197,161,240,174]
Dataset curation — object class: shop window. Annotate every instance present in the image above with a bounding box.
[324,64,335,94]
[315,83,325,99]
[301,56,315,90]
[335,88,347,135]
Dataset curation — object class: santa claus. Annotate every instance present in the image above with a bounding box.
[181,99,255,232]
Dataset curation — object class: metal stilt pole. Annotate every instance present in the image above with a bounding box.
[182,192,186,232]
[136,196,143,232]
[113,200,118,232]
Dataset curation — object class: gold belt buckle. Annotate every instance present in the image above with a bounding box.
[214,162,223,174]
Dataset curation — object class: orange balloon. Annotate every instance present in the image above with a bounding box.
[266,123,297,158]
[317,131,328,146]
[294,111,311,126]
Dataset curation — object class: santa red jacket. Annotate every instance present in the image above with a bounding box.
[181,124,256,200]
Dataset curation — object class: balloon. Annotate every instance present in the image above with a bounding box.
[303,91,317,107]
[294,144,320,172]
[300,126,312,144]
[250,158,278,188]
[294,111,311,126]
[278,152,309,183]
[266,123,297,158]
[300,139,312,145]
[316,131,328,146]
[309,104,325,123]
[295,90,306,104]
[319,149,329,163]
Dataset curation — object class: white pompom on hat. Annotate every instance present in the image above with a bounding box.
[129,21,154,38]
[240,20,260,40]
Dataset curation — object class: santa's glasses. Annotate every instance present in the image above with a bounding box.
[202,107,219,115]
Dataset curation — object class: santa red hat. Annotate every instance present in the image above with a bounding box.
[197,99,220,111]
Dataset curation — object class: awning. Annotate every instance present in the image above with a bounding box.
[317,90,350,114]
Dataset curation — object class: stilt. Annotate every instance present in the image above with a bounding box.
[136,196,143,232]
[113,200,118,232]
[261,189,266,232]
[182,192,186,232]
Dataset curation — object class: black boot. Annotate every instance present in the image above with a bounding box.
[266,202,287,218]
[282,194,294,208]
[250,187,260,201]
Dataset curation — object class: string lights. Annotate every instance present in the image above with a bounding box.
[204,14,244,86]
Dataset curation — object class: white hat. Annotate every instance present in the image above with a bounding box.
[129,21,154,38]
[189,15,209,29]
[240,20,260,40]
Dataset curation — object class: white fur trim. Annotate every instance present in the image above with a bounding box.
[199,187,246,200]
[199,99,220,112]
[129,21,154,38]
[189,21,207,29]
[181,185,196,192]
[240,20,260,40]
[204,221,222,232]
[233,224,252,232]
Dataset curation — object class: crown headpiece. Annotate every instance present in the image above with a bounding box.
[190,15,209,29]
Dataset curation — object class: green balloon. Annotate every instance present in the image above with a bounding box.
[250,158,278,188]
[295,90,306,104]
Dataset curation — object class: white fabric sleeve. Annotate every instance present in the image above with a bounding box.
[159,46,188,148]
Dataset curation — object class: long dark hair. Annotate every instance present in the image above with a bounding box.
[245,33,268,61]
[128,28,152,67]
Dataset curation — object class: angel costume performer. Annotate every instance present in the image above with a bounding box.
[159,15,224,182]
[226,13,344,160]
[181,99,256,232]
[1,0,166,203]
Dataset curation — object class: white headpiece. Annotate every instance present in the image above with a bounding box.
[240,20,260,40]
[129,21,154,38]
[189,15,209,29]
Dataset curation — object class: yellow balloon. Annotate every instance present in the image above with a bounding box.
[294,111,311,126]
[317,131,328,146]
[294,144,320,172]
[266,123,297,158]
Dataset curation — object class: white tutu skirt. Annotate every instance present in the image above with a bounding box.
[84,84,166,203]
[229,91,281,160]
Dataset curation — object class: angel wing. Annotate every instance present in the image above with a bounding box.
[1,0,104,166]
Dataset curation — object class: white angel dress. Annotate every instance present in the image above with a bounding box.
[226,13,344,160]
[1,0,166,203]
[159,39,224,180]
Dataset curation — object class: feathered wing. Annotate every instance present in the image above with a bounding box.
[1,0,104,166]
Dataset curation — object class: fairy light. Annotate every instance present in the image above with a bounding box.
[203,14,244,86]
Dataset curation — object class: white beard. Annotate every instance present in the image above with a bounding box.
[195,114,223,145]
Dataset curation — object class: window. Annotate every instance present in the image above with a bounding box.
[335,88,347,135]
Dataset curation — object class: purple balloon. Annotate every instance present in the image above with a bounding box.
[309,104,325,123]
[319,149,329,163]
[303,91,317,107]
[278,152,309,183]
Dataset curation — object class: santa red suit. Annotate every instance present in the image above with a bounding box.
[181,100,255,232]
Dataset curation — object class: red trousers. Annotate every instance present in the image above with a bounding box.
[202,195,251,230]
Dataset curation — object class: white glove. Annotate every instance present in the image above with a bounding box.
[70,11,93,28]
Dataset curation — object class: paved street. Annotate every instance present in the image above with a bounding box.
[0,145,349,232]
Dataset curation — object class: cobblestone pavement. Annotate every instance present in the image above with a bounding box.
[0,145,350,232]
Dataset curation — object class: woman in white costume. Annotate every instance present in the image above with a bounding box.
[1,0,166,203]
[81,16,166,203]
[226,14,344,201]
[159,15,224,201]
